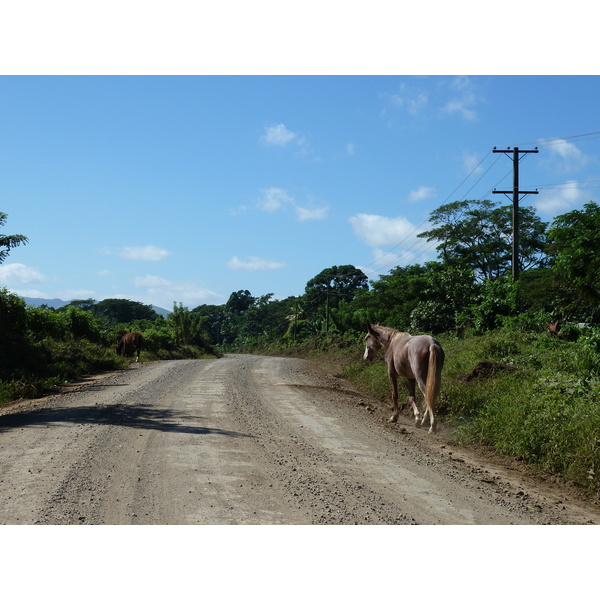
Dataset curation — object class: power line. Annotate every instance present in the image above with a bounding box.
[518,130,600,147]
[359,150,498,276]
[492,146,539,280]
[360,129,600,281]
[533,178,600,188]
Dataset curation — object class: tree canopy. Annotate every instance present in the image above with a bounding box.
[304,265,369,310]
[0,212,28,264]
[548,201,600,319]
[417,199,548,281]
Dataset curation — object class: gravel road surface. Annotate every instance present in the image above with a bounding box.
[1,354,598,525]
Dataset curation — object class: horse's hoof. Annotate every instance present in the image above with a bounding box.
[415,420,422,428]
[389,416,398,423]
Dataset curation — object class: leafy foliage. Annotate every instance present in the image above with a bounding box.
[418,199,548,281]
[0,212,28,264]
[548,201,600,321]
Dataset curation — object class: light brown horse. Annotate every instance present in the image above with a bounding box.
[116,331,143,362]
[363,324,444,433]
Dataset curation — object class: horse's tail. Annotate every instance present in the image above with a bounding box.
[424,343,444,433]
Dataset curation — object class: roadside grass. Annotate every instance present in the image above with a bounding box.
[343,328,600,497]
[0,336,221,408]
[0,336,126,406]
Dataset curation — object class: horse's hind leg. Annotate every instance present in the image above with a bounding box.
[415,374,433,431]
[406,379,421,426]
[388,370,399,423]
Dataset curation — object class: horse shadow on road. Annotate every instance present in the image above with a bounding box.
[0,402,253,438]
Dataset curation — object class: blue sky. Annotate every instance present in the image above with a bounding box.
[1,75,600,310]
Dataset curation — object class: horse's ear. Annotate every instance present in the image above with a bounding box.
[366,323,377,336]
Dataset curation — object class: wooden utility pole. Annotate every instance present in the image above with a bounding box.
[492,146,539,280]
[325,288,330,335]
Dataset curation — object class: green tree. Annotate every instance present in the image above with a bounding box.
[462,276,521,332]
[418,199,548,281]
[192,303,227,345]
[225,290,254,314]
[0,212,28,264]
[218,292,293,346]
[304,265,368,332]
[0,287,27,337]
[547,201,600,321]
[0,213,28,336]
[353,264,436,329]
[83,298,159,324]
[168,302,209,348]
[410,264,477,333]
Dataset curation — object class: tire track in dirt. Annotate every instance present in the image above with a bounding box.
[1,355,599,525]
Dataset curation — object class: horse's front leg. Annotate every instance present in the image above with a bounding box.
[388,371,399,423]
[406,379,421,426]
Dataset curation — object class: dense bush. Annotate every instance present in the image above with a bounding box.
[0,290,219,406]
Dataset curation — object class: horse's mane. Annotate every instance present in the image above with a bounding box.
[372,324,409,341]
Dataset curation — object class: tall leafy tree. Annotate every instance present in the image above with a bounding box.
[0,212,28,264]
[548,201,600,320]
[418,199,548,281]
[304,265,368,310]
[304,265,369,333]
[354,264,434,329]
[192,303,227,345]
[0,213,28,335]
[80,298,159,324]
[168,302,209,347]
[225,290,254,314]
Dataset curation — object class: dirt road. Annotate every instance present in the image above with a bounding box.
[1,354,598,525]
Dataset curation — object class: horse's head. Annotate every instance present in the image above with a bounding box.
[363,324,382,362]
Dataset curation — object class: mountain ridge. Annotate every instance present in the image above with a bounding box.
[21,296,171,316]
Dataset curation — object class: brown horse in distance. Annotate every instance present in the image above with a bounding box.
[363,324,444,433]
[116,331,143,362]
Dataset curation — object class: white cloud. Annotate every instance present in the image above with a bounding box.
[134,275,172,288]
[463,151,484,175]
[261,123,299,147]
[261,123,310,155]
[117,245,172,261]
[295,205,328,221]
[258,188,294,213]
[229,205,248,216]
[358,244,432,277]
[544,139,592,173]
[227,256,285,271]
[349,213,425,247]
[11,289,53,299]
[409,185,436,202]
[388,83,429,116]
[534,181,593,216]
[256,187,327,221]
[386,76,481,122]
[0,263,46,286]
[345,142,356,156]
[133,275,223,309]
[443,99,477,121]
[441,76,479,121]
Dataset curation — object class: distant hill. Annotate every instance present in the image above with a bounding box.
[21,297,171,316]
[23,297,68,310]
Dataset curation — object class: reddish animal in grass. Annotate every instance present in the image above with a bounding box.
[363,324,445,433]
[116,331,143,362]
